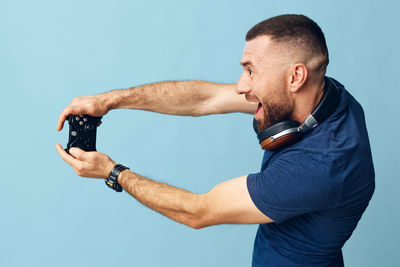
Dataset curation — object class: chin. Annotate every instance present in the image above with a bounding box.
[256,118,268,132]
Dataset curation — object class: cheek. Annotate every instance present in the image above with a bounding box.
[252,76,268,97]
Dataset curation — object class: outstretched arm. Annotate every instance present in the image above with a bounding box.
[57,81,257,131]
[56,146,273,229]
[118,170,273,229]
[109,81,256,116]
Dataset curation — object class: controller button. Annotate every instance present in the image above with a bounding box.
[79,121,84,126]
[75,116,80,121]
[83,117,88,122]
[86,124,95,131]
[71,131,77,136]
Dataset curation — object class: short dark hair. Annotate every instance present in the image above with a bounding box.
[246,14,329,68]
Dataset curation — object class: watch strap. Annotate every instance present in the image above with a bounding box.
[105,164,129,192]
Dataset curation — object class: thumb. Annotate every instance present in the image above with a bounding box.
[69,147,87,160]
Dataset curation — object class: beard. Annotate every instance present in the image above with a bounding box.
[257,88,294,132]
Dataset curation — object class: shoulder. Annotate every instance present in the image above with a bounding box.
[250,149,344,199]
[247,150,343,223]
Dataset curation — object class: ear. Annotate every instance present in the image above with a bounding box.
[288,63,308,93]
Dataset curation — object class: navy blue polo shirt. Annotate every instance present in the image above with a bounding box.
[247,77,375,266]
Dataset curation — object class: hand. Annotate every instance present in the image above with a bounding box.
[56,144,116,179]
[57,94,110,131]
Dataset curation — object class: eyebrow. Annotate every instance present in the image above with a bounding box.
[240,60,254,68]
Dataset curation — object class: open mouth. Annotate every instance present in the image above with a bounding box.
[256,102,262,112]
[254,102,264,122]
[255,102,262,115]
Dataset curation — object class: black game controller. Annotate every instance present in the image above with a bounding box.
[65,114,102,153]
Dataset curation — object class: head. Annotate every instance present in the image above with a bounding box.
[237,14,329,131]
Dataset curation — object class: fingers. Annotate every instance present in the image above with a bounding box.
[69,147,90,161]
[57,104,85,131]
[56,144,82,169]
[57,106,73,131]
[57,99,105,131]
[56,144,114,178]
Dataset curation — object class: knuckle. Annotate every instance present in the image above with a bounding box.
[87,153,95,161]
[61,107,68,116]
[75,164,84,172]
[68,105,76,113]
[88,102,96,111]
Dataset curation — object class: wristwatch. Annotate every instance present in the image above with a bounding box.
[105,163,130,192]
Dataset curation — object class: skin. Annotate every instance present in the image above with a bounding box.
[237,36,326,131]
[56,35,327,229]
[56,81,256,131]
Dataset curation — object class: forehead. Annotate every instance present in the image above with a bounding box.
[241,36,273,66]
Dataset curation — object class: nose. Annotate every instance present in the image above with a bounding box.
[236,72,251,95]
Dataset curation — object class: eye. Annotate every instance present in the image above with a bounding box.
[248,69,253,76]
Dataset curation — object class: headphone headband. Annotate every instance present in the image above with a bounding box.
[298,77,341,133]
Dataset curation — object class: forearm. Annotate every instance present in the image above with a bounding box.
[56,146,273,227]
[103,80,249,116]
[118,170,207,229]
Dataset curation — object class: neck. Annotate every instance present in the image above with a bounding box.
[291,77,326,124]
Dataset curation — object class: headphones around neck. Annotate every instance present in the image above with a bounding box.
[253,77,341,151]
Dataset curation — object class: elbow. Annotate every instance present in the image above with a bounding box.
[187,194,214,230]
[190,106,208,117]
[191,112,203,118]
[188,218,210,230]
[189,222,206,230]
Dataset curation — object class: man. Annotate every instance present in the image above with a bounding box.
[56,14,375,266]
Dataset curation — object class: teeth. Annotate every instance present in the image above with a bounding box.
[249,101,258,104]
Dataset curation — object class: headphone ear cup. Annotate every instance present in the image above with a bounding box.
[255,120,302,150]
[253,118,260,134]
[260,131,302,150]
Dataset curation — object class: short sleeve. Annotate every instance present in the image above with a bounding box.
[247,152,343,223]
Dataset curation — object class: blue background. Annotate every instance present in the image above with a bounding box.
[1,0,399,266]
